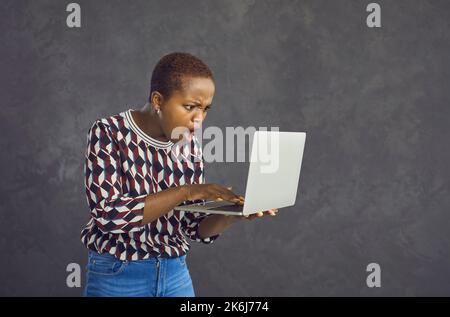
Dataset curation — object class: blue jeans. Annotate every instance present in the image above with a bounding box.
[84,250,195,297]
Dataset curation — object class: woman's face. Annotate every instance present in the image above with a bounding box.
[156,76,215,143]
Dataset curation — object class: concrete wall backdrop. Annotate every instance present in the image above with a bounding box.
[1,0,449,296]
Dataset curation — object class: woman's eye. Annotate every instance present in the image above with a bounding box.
[184,105,210,112]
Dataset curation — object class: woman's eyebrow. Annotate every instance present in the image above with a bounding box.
[189,100,212,107]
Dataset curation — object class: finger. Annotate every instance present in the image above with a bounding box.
[247,213,263,220]
[213,186,236,202]
[218,186,239,201]
[217,193,238,203]
[222,189,241,203]
[225,187,241,202]
[227,197,241,204]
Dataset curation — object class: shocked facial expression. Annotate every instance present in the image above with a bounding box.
[155,76,215,143]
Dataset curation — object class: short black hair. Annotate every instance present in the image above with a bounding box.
[149,52,214,102]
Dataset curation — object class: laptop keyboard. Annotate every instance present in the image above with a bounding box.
[198,201,245,212]
[214,204,244,212]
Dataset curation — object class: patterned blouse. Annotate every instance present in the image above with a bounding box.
[80,108,219,261]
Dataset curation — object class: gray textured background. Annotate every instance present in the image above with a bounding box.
[1,0,449,296]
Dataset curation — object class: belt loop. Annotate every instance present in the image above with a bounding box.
[155,256,161,296]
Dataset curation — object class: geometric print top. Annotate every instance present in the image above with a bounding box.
[80,108,219,261]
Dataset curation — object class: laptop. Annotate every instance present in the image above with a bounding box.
[174,130,306,216]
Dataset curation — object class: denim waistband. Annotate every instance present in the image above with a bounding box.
[88,249,186,263]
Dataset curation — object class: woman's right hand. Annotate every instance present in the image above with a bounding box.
[184,184,244,204]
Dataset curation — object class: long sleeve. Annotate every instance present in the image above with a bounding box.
[180,160,220,244]
[84,120,147,234]
[181,210,220,244]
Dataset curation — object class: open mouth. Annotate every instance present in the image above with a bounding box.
[184,130,194,141]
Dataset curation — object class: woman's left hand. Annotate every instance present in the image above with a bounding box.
[241,208,279,220]
[224,189,279,221]
[225,208,279,223]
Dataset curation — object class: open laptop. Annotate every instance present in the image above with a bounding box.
[174,130,306,216]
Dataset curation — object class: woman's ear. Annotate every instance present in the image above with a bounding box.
[150,91,165,110]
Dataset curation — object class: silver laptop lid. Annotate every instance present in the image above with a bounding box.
[243,131,306,214]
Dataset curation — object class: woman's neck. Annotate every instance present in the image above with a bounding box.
[135,103,169,142]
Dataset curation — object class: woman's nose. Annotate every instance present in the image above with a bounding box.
[193,118,202,127]
[193,112,204,123]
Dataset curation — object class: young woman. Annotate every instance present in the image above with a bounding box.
[81,52,278,297]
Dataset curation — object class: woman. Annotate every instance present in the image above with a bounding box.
[81,52,278,297]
